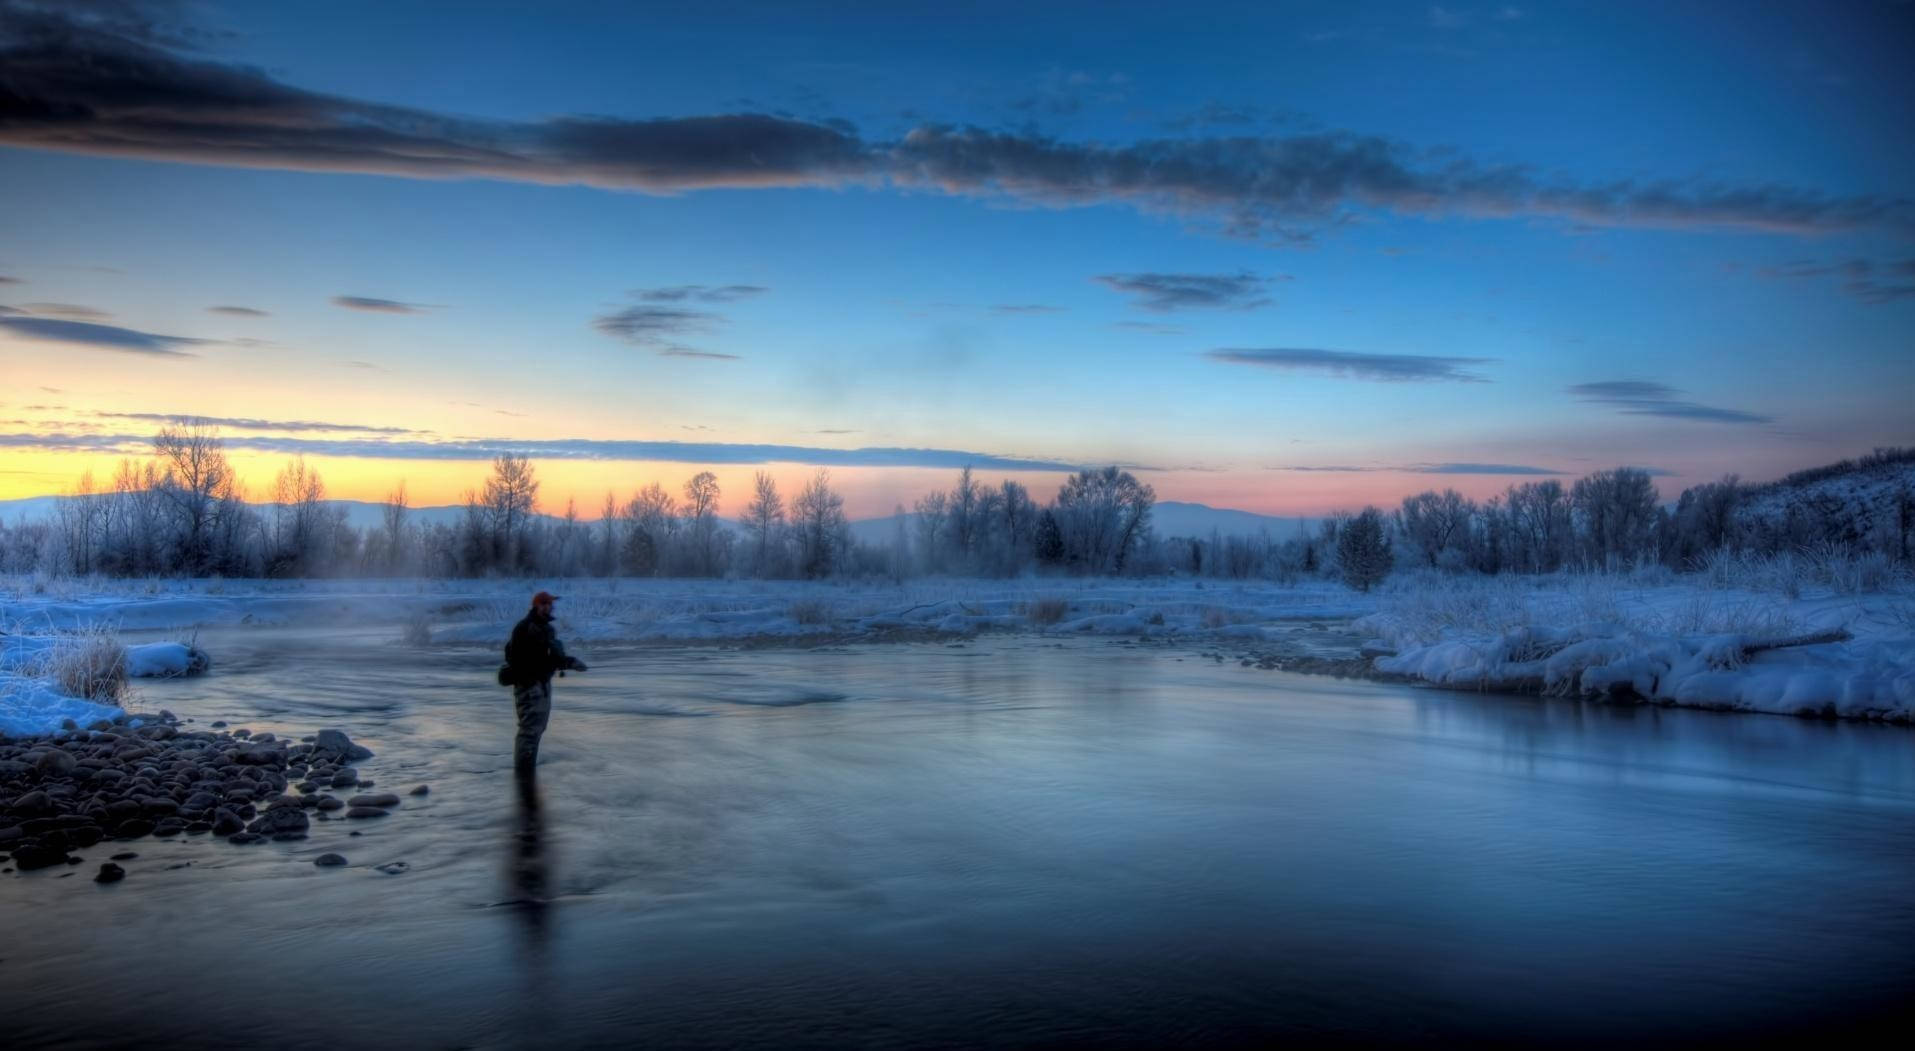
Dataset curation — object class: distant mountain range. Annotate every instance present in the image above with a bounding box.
[0,495,1313,542]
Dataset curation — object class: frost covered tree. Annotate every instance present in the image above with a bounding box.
[1053,467,1155,574]
[681,471,721,575]
[1571,467,1659,569]
[153,421,238,573]
[745,471,786,577]
[1336,507,1392,591]
[1397,489,1473,568]
[621,482,676,576]
[481,453,539,570]
[791,469,848,578]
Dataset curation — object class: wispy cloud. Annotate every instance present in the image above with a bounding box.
[1407,462,1560,475]
[207,305,269,317]
[5,6,1904,242]
[18,302,111,320]
[0,275,22,284]
[1112,320,1186,335]
[1567,380,1774,425]
[0,430,1084,470]
[1759,257,1915,303]
[91,412,415,434]
[594,305,726,356]
[632,285,767,303]
[0,316,203,356]
[332,295,435,314]
[991,303,1066,315]
[1275,462,1563,474]
[1208,347,1494,382]
[1095,272,1277,311]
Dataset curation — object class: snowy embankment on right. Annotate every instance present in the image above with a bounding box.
[1355,560,1915,721]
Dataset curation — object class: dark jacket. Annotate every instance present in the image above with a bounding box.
[504,611,580,688]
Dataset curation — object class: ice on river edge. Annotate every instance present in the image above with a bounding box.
[2,574,1911,731]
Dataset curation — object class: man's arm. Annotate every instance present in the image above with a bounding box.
[548,630,586,672]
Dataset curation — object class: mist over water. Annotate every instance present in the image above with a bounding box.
[5,630,1913,1048]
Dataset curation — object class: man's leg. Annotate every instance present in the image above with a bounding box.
[513,680,552,772]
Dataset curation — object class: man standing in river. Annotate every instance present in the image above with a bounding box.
[504,591,587,774]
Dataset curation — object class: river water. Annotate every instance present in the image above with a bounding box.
[4,630,1913,1048]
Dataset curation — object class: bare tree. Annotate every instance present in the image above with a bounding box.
[746,470,785,577]
[682,471,721,575]
[153,420,236,573]
[481,453,539,569]
[381,482,410,573]
[792,469,848,578]
[1054,466,1155,574]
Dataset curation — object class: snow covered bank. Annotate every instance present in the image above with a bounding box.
[0,633,209,739]
[3,575,1374,646]
[1357,575,1915,721]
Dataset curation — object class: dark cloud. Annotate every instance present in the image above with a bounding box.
[0,275,21,284]
[19,301,110,319]
[91,411,414,434]
[593,305,727,357]
[632,285,767,303]
[1760,257,1915,303]
[1567,380,1773,425]
[207,304,268,316]
[332,295,433,314]
[1094,272,1274,311]
[2,5,1906,241]
[1207,347,1493,382]
[0,315,202,355]
[0,430,1082,470]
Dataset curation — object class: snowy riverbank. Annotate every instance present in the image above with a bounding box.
[4,572,1912,727]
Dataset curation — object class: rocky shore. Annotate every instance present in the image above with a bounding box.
[2,717,420,882]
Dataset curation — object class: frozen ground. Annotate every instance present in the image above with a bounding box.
[2,570,1912,732]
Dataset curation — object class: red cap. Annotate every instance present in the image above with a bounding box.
[532,591,560,606]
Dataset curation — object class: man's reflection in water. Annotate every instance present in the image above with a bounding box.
[508,769,555,1042]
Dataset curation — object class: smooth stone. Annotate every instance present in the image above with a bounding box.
[314,795,344,811]
[313,853,347,867]
[409,784,430,796]
[373,861,408,875]
[94,862,126,883]
[347,793,400,809]
[345,807,389,819]
[110,851,138,861]
[226,832,265,845]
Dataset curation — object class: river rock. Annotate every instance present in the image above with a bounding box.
[246,807,309,837]
[329,768,359,788]
[313,853,347,867]
[32,750,78,777]
[345,807,388,819]
[347,793,400,809]
[112,818,155,839]
[409,784,430,796]
[11,790,52,816]
[94,862,126,883]
[211,808,245,836]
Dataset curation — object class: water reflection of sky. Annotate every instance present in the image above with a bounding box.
[4,632,1911,1046]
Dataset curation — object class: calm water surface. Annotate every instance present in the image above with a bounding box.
[4,630,1913,1048]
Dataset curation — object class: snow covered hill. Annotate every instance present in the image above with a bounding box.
[1733,448,1915,551]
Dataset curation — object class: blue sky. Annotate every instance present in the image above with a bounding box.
[1,0,1910,516]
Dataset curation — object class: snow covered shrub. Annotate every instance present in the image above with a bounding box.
[400,614,433,647]
[788,599,833,625]
[1024,598,1069,625]
[42,629,129,705]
